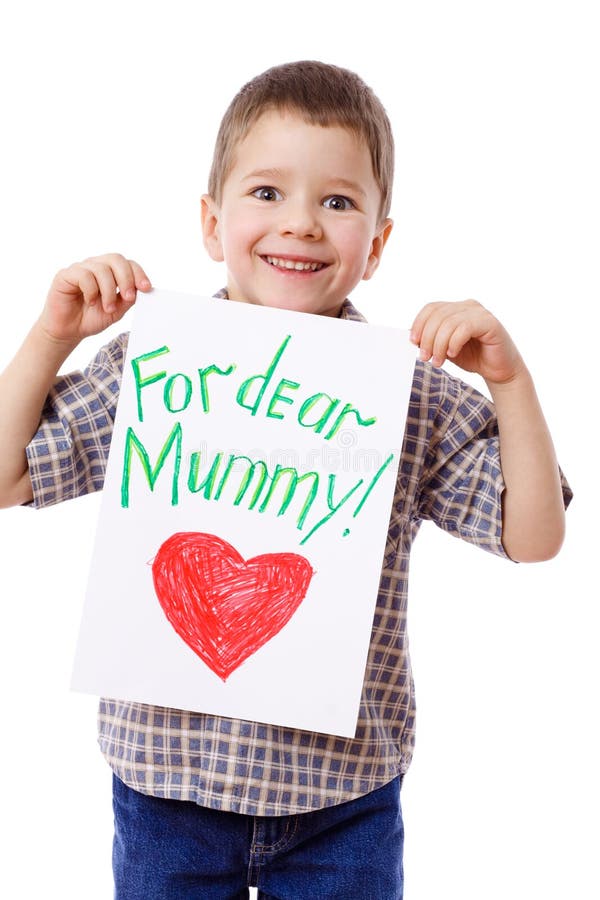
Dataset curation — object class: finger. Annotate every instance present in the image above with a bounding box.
[95,254,152,303]
[82,260,120,313]
[129,259,152,293]
[88,254,139,307]
[76,268,103,307]
[416,305,454,363]
[56,264,105,308]
[52,264,98,305]
[410,302,444,346]
[446,320,475,360]
[430,314,474,367]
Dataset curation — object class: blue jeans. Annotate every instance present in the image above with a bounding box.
[112,773,404,899]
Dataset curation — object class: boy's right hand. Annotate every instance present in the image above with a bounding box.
[38,253,152,346]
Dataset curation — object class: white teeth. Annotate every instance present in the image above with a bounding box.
[265,255,324,271]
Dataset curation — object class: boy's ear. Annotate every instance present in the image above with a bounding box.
[201,194,224,262]
[362,218,393,281]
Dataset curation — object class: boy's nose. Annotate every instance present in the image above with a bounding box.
[278,201,323,241]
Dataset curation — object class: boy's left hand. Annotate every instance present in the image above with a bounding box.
[411,300,567,563]
[410,299,524,387]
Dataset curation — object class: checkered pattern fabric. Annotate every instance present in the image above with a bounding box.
[25,293,572,815]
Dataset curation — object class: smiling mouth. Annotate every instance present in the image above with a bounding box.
[262,255,327,272]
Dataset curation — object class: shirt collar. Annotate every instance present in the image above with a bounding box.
[212,288,367,324]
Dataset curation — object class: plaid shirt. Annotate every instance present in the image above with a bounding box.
[25,293,572,816]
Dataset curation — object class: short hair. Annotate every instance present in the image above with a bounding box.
[207,60,394,223]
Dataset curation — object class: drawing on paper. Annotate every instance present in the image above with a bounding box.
[152,532,314,681]
[72,293,416,735]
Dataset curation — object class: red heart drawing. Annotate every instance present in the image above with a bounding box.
[152,532,314,681]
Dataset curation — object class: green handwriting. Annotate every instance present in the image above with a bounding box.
[120,423,394,544]
[129,336,376,441]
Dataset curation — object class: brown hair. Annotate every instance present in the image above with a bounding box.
[207,60,394,223]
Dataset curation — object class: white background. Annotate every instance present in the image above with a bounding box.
[0,1,596,897]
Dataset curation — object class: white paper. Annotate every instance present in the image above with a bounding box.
[72,290,415,736]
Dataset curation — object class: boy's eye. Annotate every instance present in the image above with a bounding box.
[251,186,283,202]
[323,195,354,211]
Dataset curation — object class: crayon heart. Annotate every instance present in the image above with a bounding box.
[152,532,314,681]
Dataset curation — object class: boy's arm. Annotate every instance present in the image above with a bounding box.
[410,300,566,563]
[485,368,565,562]
[0,254,151,509]
[0,325,79,506]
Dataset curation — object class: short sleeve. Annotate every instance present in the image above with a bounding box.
[25,333,129,509]
[413,364,572,558]
[415,369,508,556]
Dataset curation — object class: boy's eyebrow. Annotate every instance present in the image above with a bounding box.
[242,168,367,197]
[242,168,287,182]
[328,178,367,198]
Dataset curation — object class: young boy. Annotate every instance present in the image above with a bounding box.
[0,61,570,899]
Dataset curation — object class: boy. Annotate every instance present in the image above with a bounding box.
[0,61,570,898]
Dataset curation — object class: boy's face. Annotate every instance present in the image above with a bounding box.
[202,110,392,317]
